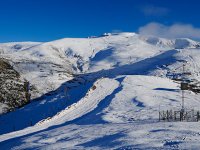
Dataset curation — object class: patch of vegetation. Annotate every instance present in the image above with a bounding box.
[0,58,30,114]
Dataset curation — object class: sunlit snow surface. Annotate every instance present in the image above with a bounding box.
[1,33,200,149]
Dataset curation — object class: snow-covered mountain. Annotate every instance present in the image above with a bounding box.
[1,32,200,149]
[2,32,199,99]
[1,33,165,100]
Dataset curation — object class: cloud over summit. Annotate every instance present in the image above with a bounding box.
[139,22,200,40]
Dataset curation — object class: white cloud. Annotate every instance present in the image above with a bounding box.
[139,22,200,40]
[141,5,169,16]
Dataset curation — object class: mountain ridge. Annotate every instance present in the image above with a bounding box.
[1,32,200,149]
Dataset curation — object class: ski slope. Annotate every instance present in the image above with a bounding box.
[1,75,200,149]
[1,32,200,149]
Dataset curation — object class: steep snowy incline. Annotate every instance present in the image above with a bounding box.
[1,75,200,149]
[0,77,119,142]
[36,78,119,126]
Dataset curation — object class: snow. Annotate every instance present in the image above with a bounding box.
[140,35,200,49]
[174,38,199,49]
[36,77,119,125]
[0,42,41,54]
[140,36,174,48]
[1,32,200,149]
[1,75,200,149]
[0,33,169,98]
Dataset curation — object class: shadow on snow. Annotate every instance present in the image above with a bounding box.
[0,49,178,148]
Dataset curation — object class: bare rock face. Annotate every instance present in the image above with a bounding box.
[0,58,30,114]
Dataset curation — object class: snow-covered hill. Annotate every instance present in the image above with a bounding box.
[0,33,161,100]
[1,33,199,98]
[1,32,200,149]
[140,36,200,49]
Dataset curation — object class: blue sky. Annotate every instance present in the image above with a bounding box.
[0,0,200,42]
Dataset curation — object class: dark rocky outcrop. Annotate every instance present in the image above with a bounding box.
[0,58,30,114]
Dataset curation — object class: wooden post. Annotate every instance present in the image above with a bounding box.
[159,105,160,121]
[180,111,182,121]
[169,110,172,120]
[163,111,165,121]
[167,110,169,121]
[159,111,160,121]
[192,109,194,121]
[197,111,200,121]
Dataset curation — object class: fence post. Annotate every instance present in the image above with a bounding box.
[159,111,160,121]
[197,111,199,121]
[180,111,182,121]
